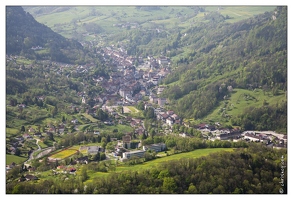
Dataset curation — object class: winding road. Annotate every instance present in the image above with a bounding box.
[25,139,55,165]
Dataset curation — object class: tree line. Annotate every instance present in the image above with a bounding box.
[6,143,287,194]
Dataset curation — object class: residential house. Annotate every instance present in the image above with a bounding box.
[28,128,35,133]
[152,76,160,85]
[161,113,169,122]
[58,125,65,134]
[157,87,165,95]
[171,114,179,120]
[6,162,16,172]
[166,117,174,126]
[28,167,36,172]
[149,95,158,104]
[158,98,167,107]
[166,110,174,115]
[144,103,153,110]
[157,56,169,65]
[82,96,86,104]
[122,135,132,149]
[23,133,32,139]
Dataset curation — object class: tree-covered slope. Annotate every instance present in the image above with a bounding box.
[6,6,86,64]
[161,7,287,130]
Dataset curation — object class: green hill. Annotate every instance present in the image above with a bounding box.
[161,6,287,131]
[6,6,86,64]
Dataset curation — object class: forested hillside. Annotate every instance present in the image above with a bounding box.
[6,144,287,194]
[6,6,88,64]
[159,7,287,131]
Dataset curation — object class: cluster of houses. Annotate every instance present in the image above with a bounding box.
[7,122,69,156]
[242,131,287,149]
[85,46,171,105]
[145,105,182,127]
[192,123,287,149]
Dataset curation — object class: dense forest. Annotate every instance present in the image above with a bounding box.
[6,144,287,194]
[6,6,89,64]
[232,100,287,131]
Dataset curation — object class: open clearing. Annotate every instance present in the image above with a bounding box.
[124,106,139,113]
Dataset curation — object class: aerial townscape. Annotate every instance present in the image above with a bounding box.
[5,5,287,194]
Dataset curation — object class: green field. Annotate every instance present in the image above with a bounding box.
[99,124,134,135]
[82,113,98,123]
[24,6,275,40]
[205,6,276,23]
[124,106,144,118]
[6,154,27,165]
[86,148,234,181]
[38,141,48,148]
[125,106,139,113]
[6,128,19,137]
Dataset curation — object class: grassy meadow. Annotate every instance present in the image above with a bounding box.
[6,154,28,165]
[84,148,234,182]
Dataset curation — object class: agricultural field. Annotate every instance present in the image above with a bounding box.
[205,6,276,23]
[24,6,275,41]
[6,154,27,165]
[6,128,19,137]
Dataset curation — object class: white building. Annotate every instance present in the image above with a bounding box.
[122,150,145,159]
[143,143,166,152]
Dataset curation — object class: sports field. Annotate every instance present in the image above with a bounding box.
[49,149,79,160]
